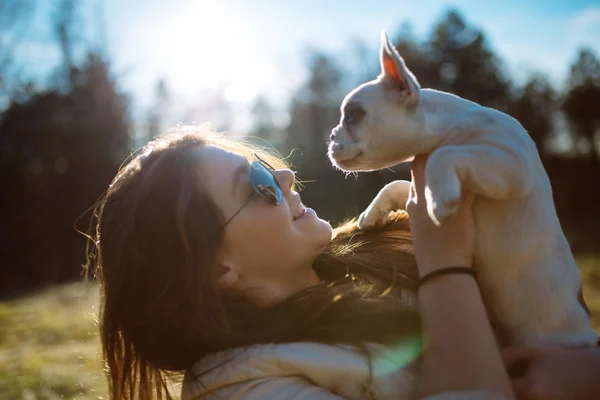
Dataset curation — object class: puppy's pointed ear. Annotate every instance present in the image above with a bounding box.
[216,262,240,290]
[379,30,420,106]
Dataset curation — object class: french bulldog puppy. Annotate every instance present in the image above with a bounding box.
[328,31,597,347]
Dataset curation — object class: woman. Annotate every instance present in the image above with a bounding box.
[88,126,600,399]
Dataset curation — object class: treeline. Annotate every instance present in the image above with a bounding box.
[0,8,599,297]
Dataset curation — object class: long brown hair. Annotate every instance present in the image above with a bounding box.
[86,126,420,399]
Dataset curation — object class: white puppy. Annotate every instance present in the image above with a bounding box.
[328,31,597,347]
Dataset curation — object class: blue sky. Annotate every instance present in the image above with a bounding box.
[10,0,600,131]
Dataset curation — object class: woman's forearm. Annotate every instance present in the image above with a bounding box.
[417,273,514,399]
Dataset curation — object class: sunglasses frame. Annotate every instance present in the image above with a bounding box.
[222,154,282,228]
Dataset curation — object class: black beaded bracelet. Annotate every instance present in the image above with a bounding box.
[417,266,476,289]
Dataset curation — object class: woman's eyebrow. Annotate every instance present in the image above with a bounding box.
[231,161,250,196]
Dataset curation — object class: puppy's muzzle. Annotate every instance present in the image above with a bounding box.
[330,124,359,145]
[329,126,340,142]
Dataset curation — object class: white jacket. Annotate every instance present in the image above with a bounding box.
[181,341,509,400]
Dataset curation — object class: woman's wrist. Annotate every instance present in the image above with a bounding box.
[417,269,480,301]
[418,267,476,290]
[416,258,473,277]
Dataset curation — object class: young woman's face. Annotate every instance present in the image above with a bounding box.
[191,145,333,302]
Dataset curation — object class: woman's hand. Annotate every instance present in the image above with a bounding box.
[406,154,476,275]
[503,343,600,400]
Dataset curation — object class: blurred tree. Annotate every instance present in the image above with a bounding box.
[284,52,349,221]
[562,48,600,161]
[507,74,556,154]
[392,22,437,90]
[182,85,233,132]
[286,52,342,151]
[422,10,512,110]
[0,54,130,297]
[55,0,78,74]
[348,39,381,86]
[147,79,170,143]
[0,0,35,99]
[249,95,281,148]
[0,0,130,296]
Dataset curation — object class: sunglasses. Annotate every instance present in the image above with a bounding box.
[222,154,283,227]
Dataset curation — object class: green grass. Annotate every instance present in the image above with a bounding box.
[0,283,106,400]
[1,257,599,400]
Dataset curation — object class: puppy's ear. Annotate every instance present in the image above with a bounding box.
[379,30,420,106]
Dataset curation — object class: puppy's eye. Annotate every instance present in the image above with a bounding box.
[344,107,366,125]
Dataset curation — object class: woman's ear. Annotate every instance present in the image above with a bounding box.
[216,262,240,289]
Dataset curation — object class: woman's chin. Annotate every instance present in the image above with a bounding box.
[295,208,333,246]
[315,216,334,246]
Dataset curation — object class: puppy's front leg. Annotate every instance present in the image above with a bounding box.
[424,144,535,225]
[358,180,411,229]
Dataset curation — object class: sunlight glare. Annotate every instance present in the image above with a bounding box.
[163,0,259,102]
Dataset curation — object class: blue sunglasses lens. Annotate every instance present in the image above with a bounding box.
[249,162,282,205]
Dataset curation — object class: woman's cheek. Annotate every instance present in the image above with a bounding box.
[254,204,292,238]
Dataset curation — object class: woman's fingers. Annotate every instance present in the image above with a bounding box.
[511,378,543,400]
[501,344,539,381]
[502,345,537,367]
[455,191,475,218]
[410,154,429,197]
[501,344,559,367]
[408,154,428,211]
[461,191,475,208]
[501,346,543,399]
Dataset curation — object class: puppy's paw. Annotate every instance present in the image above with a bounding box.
[358,205,390,230]
[358,180,410,229]
[425,185,461,226]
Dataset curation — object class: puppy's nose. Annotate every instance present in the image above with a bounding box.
[329,130,336,142]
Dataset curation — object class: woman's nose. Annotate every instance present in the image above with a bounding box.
[273,169,295,192]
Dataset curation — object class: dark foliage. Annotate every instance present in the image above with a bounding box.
[0,55,129,297]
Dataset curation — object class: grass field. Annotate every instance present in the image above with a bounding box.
[1,256,599,400]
